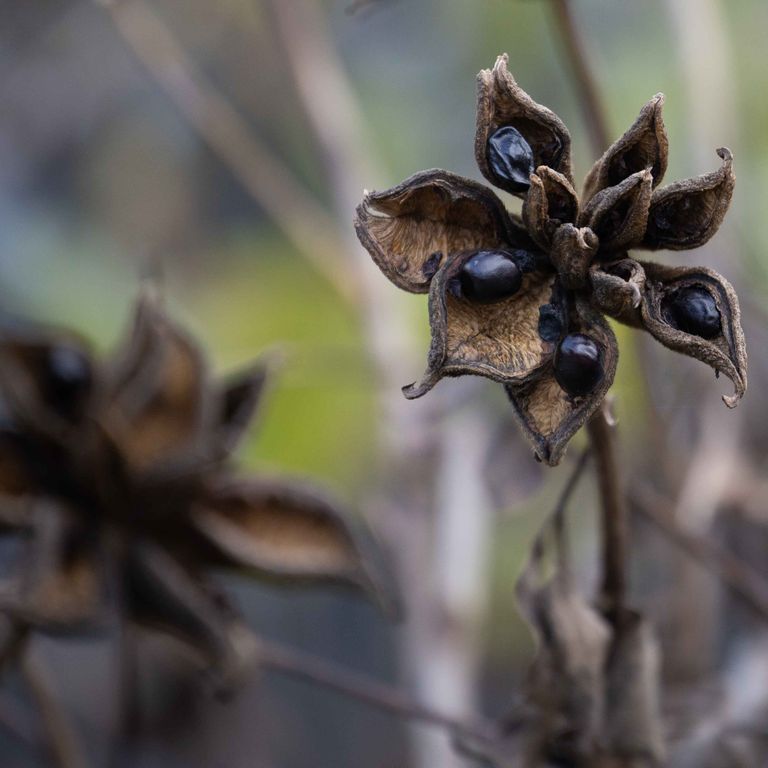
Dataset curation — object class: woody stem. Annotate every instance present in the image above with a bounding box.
[549,0,629,628]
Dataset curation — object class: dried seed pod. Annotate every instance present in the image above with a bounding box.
[476,54,573,196]
[0,501,108,632]
[126,542,258,681]
[582,93,668,201]
[523,167,579,250]
[639,261,746,406]
[215,361,269,457]
[549,224,598,290]
[355,170,527,293]
[505,300,618,465]
[0,331,95,434]
[193,476,397,616]
[589,258,646,324]
[105,293,211,472]
[0,293,399,680]
[642,148,735,250]
[403,250,557,399]
[578,169,653,251]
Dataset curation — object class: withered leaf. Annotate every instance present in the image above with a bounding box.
[582,93,668,201]
[505,300,618,465]
[355,170,523,293]
[105,293,211,471]
[579,169,653,251]
[642,148,735,250]
[523,167,579,250]
[403,251,557,398]
[549,224,598,290]
[476,53,573,194]
[589,258,646,325]
[126,542,258,683]
[603,613,665,764]
[639,261,746,406]
[193,477,398,615]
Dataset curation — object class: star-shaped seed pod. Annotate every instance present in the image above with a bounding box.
[355,53,746,465]
[0,294,395,683]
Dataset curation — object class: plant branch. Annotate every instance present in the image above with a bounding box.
[94,0,357,305]
[586,402,628,627]
[632,484,768,624]
[256,638,495,743]
[549,0,609,155]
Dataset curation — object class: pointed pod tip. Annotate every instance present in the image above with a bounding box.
[716,146,734,164]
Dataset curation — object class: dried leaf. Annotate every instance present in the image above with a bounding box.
[549,224,598,290]
[126,542,258,683]
[590,258,646,325]
[603,613,665,764]
[215,361,268,457]
[642,148,735,250]
[106,293,211,471]
[476,53,573,195]
[579,169,653,251]
[639,261,747,406]
[192,476,398,615]
[355,170,524,293]
[403,251,557,398]
[583,93,668,201]
[522,167,579,250]
[505,300,618,465]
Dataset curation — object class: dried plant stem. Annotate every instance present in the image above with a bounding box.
[21,652,88,768]
[548,0,629,629]
[587,404,628,626]
[95,0,357,305]
[549,0,609,155]
[256,639,494,744]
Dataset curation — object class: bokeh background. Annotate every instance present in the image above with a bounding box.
[1,0,768,766]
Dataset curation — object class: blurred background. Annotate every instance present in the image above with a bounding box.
[1,0,768,765]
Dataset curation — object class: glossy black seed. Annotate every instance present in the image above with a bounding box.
[487,126,534,193]
[662,285,721,339]
[458,251,523,304]
[43,346,93,421]
[554,334,603,397]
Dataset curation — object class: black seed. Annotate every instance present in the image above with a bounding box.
[43,346,93,421]
[662,285,721,339]
[458,251,523,304]
[487,126,534,193]
[554,334,604,397]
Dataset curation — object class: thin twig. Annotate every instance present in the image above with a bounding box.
[256,639,495,743]
[94,0,357,305]
[632,484,768,624]
[21,652,89,768]
[549,0,609,155]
